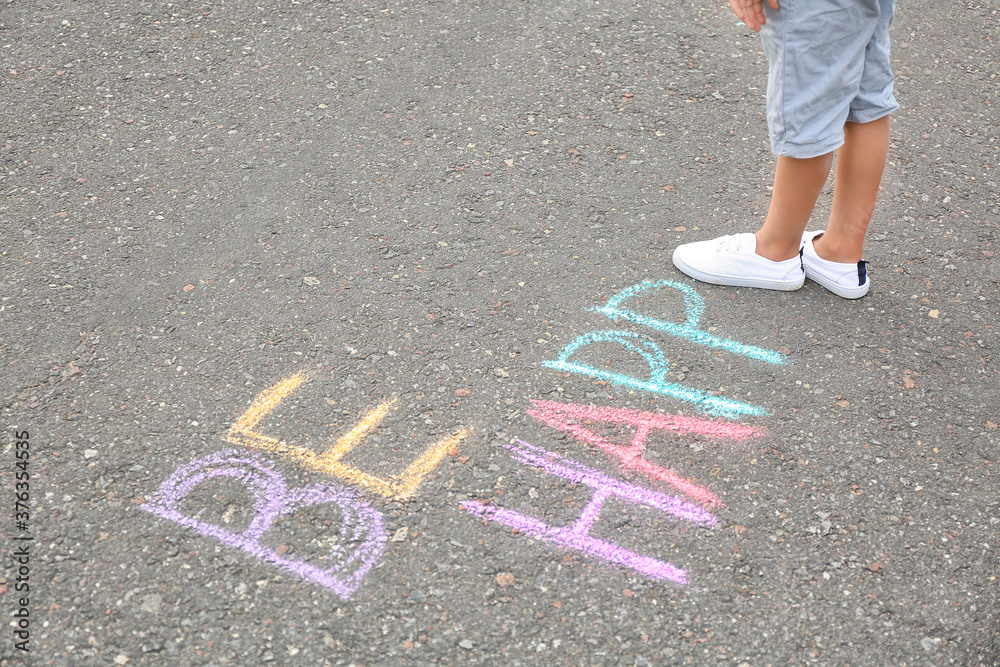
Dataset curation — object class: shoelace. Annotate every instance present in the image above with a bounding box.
[714,234,745,253]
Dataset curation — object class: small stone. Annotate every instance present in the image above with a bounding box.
[391,527,408,542]
[140,594,162,613]
[921,637,941,651]
[495,572,515,587]
[459,639,474,649]
[182,284,195,292]
[84,449,98,459]
[115,656,129,665]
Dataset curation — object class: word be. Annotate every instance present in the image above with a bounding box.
[225,373,466,500]
[462,440,716,585]
[543,280,784,417]
[141,450,386,599]
[528,400,763,507]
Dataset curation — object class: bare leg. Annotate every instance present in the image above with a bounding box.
[814,116,891,263]
[754,153,834,261]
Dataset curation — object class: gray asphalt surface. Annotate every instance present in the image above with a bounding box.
[2,0,998,664]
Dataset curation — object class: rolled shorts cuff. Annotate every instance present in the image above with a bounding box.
[771,103,897,158]
[846,101,899,125]
[770,135,844,159]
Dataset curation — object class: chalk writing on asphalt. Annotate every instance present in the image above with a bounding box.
[527,400,764,508]
[542,330,767,418]
[588,279,786,364]
[142,278,780,592]
[473,279,777,583]
[225,372,466,500]
[462,440,717,585]
[542,279,786,417]
[141,450,386,599]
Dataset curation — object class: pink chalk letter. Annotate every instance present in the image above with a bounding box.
[462,440,718,585]
[528,400,764,507]
[141,450,386,599]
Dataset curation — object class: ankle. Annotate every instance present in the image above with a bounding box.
[812,233,863,264]
[754,232,801,262]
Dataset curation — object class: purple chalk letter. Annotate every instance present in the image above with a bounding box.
[462,440,718,585]
[141,450,386,599]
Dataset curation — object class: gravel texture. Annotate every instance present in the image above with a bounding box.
[1,0,998,665]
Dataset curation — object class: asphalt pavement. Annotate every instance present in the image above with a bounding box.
[1,0,998,664]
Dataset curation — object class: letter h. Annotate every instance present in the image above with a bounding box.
[461,440,717,585]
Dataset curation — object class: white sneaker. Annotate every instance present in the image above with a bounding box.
[671,233,805,291]
[801,231,870,299]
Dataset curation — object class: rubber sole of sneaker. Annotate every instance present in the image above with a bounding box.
[672,249,805,291]
[803,268,870,299]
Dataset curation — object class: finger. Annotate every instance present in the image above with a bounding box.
[752,0,769,27]
[727,0,745,23]
[731,0,762,31]
[747,0,766,31]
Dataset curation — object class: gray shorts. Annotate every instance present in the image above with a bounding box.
[760,0,898,158]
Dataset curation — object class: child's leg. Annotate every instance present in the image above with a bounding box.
[813,116,891,263]
[753,153,834,262]
[671,0,896,294]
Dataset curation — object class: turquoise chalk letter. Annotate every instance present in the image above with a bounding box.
[588,280,786,364]
[542,330,766,418]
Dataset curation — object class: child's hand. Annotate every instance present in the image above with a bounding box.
[728,0,779,32]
